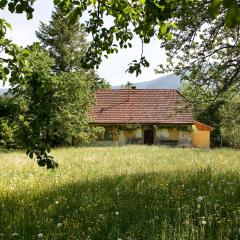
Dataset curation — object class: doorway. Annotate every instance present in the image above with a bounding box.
[144,129,154,145]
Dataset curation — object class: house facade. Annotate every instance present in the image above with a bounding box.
[89,89,211,148]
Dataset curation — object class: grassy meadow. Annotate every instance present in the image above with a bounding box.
[1,146,240,239]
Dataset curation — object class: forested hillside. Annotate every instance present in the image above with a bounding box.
[113,73,181,89]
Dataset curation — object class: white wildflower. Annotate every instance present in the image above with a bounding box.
[11,233,19,237]
[196,196,203,203]
[115,211,119,216]
[38,233,43,238]
[55,200,59,205]
[57,223,63,228]
[201,220,207,225]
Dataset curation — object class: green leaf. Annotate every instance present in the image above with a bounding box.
[15,4,24,13]
[26,9,34,20]
[21,49,30,57]
[8,2,15,13]
[4,21,12,30]
[161,22,167,35]
[143,37,150,43]
[208,0,222,19]
[223,0,236,8]
[69,11,78,24]
[54,0,61,4]
[3,67,9,75]
[0,0,7,9]
[166,32,172,40]
[225,7,236,27]
[65,0,72,9]
[117,14,122,21]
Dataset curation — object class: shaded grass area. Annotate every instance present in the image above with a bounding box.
[1,146,240,239]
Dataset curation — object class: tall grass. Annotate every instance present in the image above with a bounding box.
[0,146,240,239]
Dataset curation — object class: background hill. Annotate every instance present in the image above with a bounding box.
[113,73,181,89]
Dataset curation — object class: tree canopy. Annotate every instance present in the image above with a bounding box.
[4,44,97,168]
[220,94,240,148]
[1,0,240,76]
[55,0,240,75]
[0,5,107,168]
[36,8,88,73]
[157,0,240,99]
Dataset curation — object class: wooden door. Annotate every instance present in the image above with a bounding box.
[144,129,154,145]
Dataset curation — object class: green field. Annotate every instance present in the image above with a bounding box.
[1,146,240,239]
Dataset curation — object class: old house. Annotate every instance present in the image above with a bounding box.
[89,89,211,147]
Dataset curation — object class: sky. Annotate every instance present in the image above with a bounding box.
[0,0,166,88]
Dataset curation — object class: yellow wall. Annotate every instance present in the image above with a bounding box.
[156,128,191,141]
[180,130,192,138]
[123,130,135,138]
[156,128,169,138]
[192,131,210,148]
[95,125,210,148]
[117,131,125,145]
[169,128,180,140]
[115,127,143,145]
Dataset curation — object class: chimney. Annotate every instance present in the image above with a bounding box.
[131,85,136,90]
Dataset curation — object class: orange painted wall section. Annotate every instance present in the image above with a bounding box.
[192,131,210,148]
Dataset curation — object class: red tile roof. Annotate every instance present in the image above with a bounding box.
[194,121,212,131]
[89,89,194,124]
